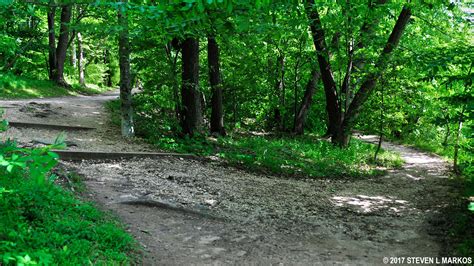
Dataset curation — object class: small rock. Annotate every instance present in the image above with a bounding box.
[204,199,217,206]
[199,236,221,245]
[236,250,247,257]
[119,194,138,200]
[211,247,226,254]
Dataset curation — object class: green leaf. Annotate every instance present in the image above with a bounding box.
[0,119,8,132]
[47,152,59,159]
[469,202,474,212]
[197,0,204,12]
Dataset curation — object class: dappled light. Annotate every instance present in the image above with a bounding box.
[332,195,410,214]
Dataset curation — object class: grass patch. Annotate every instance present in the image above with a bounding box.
[0,134,138,264]
[0,73,113,99]
[106,99,403,179]
[0,175,138,265]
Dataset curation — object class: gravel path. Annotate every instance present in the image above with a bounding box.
[0,92,458,265]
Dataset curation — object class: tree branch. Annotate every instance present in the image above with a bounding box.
[343,5,412,131]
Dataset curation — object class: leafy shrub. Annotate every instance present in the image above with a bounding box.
[0,115,138,265]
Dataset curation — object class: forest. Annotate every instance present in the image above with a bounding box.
[0,0,473,264]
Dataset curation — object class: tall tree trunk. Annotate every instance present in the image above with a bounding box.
[77,31,85,86]
[208,37,226,136]
[307,1,411,147]
[54,4,72,87]
[293,68,320,135]
[335,6,412,147]
[118,0,134,138]
[181,37,203,136]
[306,0,341,138]
[47,5,56,80]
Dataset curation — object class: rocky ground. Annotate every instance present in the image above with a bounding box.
[0,92,459,265]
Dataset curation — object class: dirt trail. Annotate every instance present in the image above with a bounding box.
[0,92,458,265]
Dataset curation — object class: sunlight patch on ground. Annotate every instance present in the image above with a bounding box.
[332,195,410,213]
[106,164,123,169]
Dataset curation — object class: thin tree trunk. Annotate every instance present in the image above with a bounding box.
[181,37,203,136]
[442,122,450,147]
[348,0,388,75]
[293,68,320,134]
[165,38,181,120]
[47,5,56,80]
[293,58,301,126]
[453,106,465,173]
[280,56,286,131]
[208,37,226,136]
[71,38,76,68]
[77,31,85,86]
[336,6,412,147]
[172,55,180,120]
[341,1,354,113]
[374,81,385,161]
[273,54,285,131]
[104,49,112,87]
[118,0,134,138]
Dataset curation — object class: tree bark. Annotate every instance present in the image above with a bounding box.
[181,37,203,136]
[306,1,411,147]
[293,68,320,135]
[77,31,85,86]
[306,0,341,137]
[342,0,387,108]
[336,6,412,146]
[208,37,226,136]
[53,4,72,87]
[47,5,56,80]
[118,0,134,138]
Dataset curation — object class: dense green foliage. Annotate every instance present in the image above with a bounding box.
[0,120,137,264]
[0,1,471,174]
[0,1,119,90]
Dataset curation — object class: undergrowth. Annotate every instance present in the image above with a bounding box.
[0,117,138,265]
[106,98,403,179]
[0,73,113,99]
[444,178,474,258]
